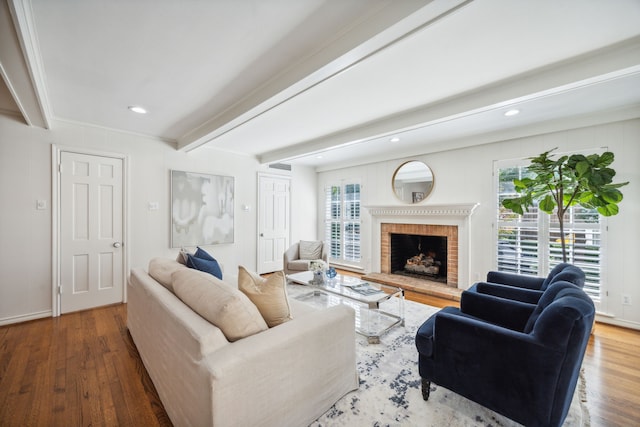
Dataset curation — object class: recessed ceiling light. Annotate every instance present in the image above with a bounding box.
[504,109,520,117]
[390,137,400,142]
[128,105,147,114]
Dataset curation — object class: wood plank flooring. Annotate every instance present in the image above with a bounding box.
[1,291,639,426]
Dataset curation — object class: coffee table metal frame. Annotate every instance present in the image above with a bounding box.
[287,271,404,344]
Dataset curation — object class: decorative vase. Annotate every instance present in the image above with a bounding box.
[312,271,325,285]
[326,267,337,279]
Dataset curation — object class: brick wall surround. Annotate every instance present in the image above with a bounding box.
[381,223,459,287]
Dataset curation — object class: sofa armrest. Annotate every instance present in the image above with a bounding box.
[205,304,358,427]
[486,270,545,289]
[460,290,535,332]
[474,281,543,304]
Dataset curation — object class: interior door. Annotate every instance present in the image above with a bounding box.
[59,151,124,313]
[257,174,290,274]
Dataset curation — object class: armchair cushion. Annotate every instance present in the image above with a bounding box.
[299,240,323,260]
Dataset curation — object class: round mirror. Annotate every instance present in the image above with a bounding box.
[392,161,434,203]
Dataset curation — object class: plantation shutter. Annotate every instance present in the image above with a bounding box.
[324,181,361,265]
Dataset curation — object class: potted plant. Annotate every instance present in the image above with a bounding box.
[501,148,628,263]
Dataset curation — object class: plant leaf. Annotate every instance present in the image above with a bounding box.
[539,195,556,213]
[597,204,619,216]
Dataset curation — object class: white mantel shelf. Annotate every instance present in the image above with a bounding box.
[364,203,479,218]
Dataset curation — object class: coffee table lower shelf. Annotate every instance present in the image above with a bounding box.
[293,289,404,344]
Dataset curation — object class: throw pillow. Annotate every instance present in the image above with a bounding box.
[148,257,187,293]
[176,247,193,265]
[186,249,223,280]
[194,246,215,261]
[299,240,323,260]
[238,266,292,327]
[172,269,268,342]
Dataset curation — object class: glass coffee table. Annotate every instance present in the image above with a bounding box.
[287,271,404,344]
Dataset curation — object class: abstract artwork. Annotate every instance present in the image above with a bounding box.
[171,170,234,247]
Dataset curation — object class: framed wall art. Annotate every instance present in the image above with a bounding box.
[171,170,234,247]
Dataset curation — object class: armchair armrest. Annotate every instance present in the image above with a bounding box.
[474,282,543,304]
[486,270,545,290]
[283,243,299,264]
[460,290,535,332]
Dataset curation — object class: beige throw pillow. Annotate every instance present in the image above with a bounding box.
[299,240,323,260]
[172,269,268,342]
[148,257,187,293]
[238,266,292,327]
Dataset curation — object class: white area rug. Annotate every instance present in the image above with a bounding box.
[287,284,589,427]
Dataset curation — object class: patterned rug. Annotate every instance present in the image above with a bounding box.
[287,284,589,427]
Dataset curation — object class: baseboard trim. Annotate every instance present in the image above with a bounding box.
[0,310,52,326]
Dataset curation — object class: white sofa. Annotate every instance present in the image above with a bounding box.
[127,261,358,427]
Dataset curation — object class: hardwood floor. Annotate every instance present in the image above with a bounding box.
[1,293,639,426]
[0,304,171,427]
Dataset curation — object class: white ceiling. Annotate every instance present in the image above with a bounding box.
[1,0,640,170]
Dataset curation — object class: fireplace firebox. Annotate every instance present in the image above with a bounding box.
[390,233,447,283]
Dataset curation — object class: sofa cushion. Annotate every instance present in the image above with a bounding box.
[186,247,223,279]
[148,257,187,293]
[238,266,292,327]
[172,269,268,342]
[299,240,323,260]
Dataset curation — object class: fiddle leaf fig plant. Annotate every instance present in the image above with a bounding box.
[502,148,628,263]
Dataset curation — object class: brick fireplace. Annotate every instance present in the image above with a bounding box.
[365,203,478,289]
[381,223,459,287]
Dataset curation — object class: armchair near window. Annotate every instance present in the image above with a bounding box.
[415,281,595,427]
[467,263,585,304]
[283,240,329,275]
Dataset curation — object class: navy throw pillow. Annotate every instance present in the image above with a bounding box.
[186,251,223,280]
[194,247,215,261]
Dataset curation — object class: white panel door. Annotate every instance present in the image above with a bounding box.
[257,174,290,274]
[60,152,124,313]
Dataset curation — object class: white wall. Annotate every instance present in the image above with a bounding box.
[318,118,640,329]
[0,114,317,324]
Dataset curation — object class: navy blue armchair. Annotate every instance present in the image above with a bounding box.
[415,281,595,427]
[467,263,585,304]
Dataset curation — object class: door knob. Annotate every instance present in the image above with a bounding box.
[113,242,122,248]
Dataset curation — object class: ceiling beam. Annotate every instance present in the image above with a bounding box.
[0,0,51,129]
[259,35,640,165]
[177,0,473,152]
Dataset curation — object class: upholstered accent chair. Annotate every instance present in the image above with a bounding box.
[466,263,585,304]
[283,240,329,275]
[415,281,595,427]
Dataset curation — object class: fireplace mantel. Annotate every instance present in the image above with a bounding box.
[365,203,479,218]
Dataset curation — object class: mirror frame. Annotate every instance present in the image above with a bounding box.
[392,160,434,204]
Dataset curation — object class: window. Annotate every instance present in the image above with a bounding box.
[496,158,604,301]
[324,182,361,265]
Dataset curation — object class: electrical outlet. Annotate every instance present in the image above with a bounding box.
[622,294,631,305]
